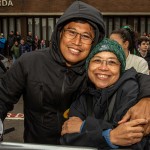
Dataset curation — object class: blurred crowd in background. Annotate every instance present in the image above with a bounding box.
[0,31,47,63]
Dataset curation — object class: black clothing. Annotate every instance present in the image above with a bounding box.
[61,68,149,149]
[19,44,30,55]
[0,60,7,78]
[7,34,15,47]
[0,1,105,144]
[0,48,86,144]
[0,60,7,73]
[26,35,34,47]
[61,68,138,148]
[145,50,150,69]
[0,1,150,146]
[7,34,16,56]
[15,35,22,43]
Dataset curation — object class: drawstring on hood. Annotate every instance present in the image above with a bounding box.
[88,85,111,120]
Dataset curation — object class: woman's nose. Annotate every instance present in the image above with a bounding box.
[98,61,109,70]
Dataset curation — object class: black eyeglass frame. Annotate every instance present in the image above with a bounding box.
[63,29,94,45]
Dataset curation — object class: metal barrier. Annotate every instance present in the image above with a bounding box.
[0,142,97,150]
[0,142,132,150]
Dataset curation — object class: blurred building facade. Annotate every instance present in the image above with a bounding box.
[0,0,150,45]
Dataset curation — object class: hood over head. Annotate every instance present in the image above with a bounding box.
[50,1,105,68]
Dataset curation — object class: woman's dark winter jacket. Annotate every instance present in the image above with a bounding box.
[0,1,105,144]
[61,68,149,149]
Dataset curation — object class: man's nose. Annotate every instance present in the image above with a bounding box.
[72,34,82,45]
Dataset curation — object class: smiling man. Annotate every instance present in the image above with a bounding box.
[0,1,105,144]
[60,21,95,66]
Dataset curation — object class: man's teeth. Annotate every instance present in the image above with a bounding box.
[70,48,80,54]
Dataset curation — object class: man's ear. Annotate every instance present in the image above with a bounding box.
[60,30,63,39]
[137,44,140,48]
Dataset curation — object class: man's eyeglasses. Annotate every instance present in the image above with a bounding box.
[63,29,94,45]
[90,58,120,67]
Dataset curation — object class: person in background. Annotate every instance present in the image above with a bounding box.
[110,25,149,75]
[11,41,20,63]
[19,39,30,56]
[26,31,34,52]
[15,31,22,44]
[7,31,15,57]
[61,38,149,149]
[0,33,6,56]
[138,36,150,58]
[142,32,148,37]
[34,35,40,50]
[0,1,150,145]
[40,39,46,49]
[138,36,150,73]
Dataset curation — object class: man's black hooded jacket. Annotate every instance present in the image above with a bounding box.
[0,1,105,144]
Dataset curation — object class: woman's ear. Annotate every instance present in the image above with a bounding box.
[124,40,129,50]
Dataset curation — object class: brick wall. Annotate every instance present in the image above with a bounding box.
[0,0,150,14]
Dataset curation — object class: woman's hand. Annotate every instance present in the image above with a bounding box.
[61,117,83,136]
[110,119,148,146]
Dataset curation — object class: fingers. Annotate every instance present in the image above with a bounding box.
[61,124,67,136]
[61,117,82,135]
[128,131,144,145]
[119,98,150,136]
[69,116,82,121]
[123,121,145,137]
[143,118,150,136]
[127,136,143,146]
[118,109,131,124]
[131,127,144,136]
[127,119,148,127]
[110,120,146,146]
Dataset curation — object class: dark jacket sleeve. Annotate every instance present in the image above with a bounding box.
[0,57,26,120]
[0,60,7,72]
[60,95,112,148]
[136,73,150,100]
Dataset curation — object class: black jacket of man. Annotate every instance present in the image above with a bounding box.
[0,1,105,144]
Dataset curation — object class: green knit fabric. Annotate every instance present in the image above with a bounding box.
[86,38,126,74]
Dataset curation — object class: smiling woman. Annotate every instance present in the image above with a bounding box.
[88,51,121,89]
[61,38,149,149]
